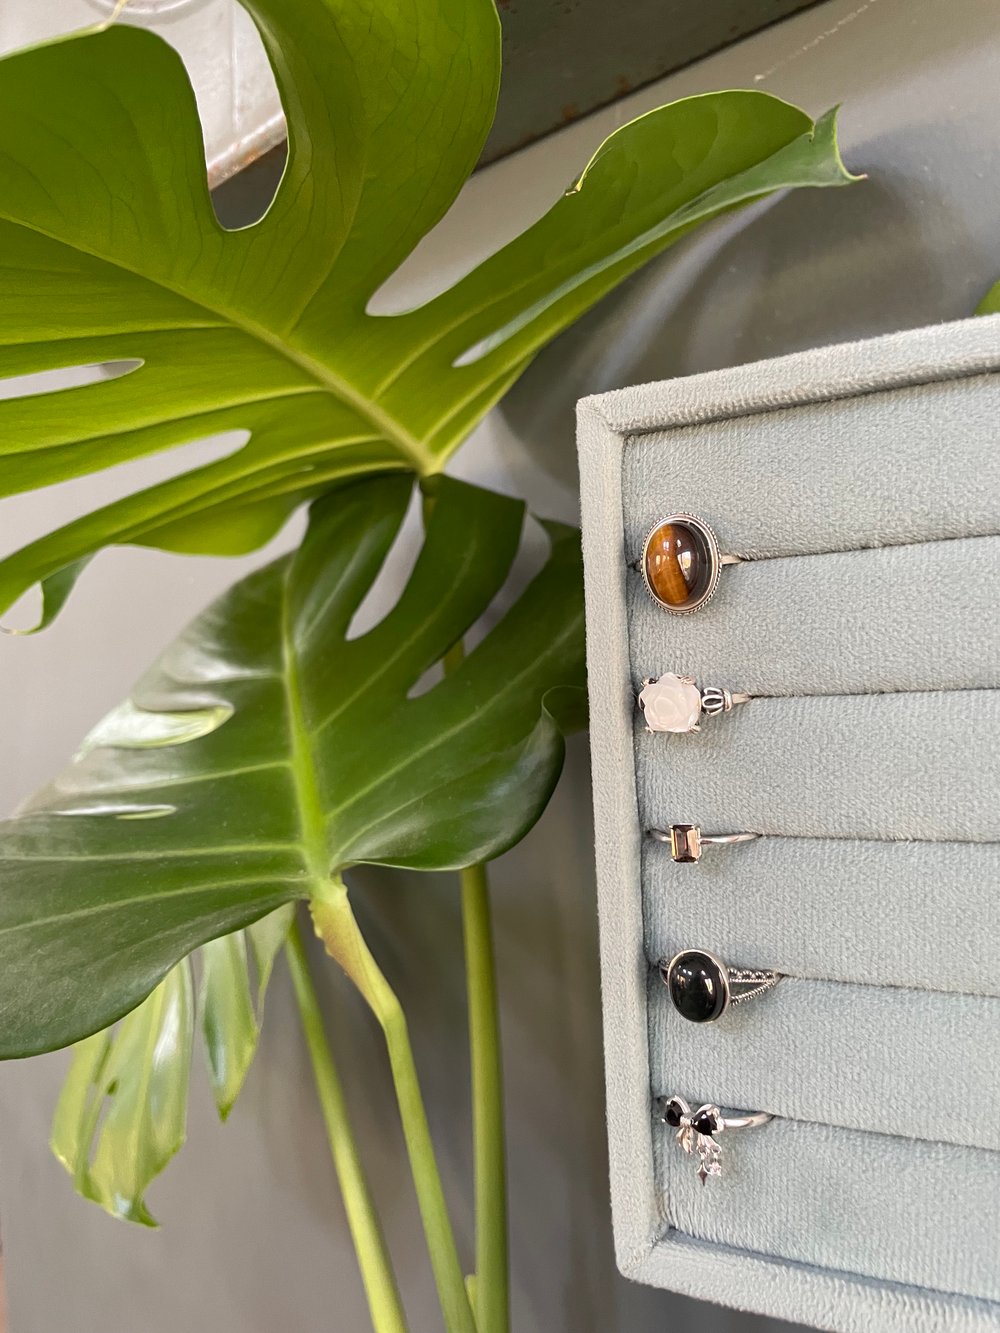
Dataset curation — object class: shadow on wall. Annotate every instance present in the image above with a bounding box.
[496,134,982,502]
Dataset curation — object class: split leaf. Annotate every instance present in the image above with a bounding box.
[0,0,855,622]
[0,476,585,1058]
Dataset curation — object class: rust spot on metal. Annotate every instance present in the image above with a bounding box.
[615,73,633,94]
[560,103,580,123]
[208,128,286,192]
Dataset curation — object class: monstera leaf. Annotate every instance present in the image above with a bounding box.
[0,476,585,1059]
[0,0,855,623]
[976,278,1000,314]
[51,905,293,1224]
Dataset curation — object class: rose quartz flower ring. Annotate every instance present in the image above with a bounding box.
[638,673,751,734]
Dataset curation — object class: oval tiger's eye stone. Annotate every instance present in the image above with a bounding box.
[642,518,717,612]
[663,950,728,1024]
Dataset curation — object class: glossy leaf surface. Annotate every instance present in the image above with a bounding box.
[201,905,295,1118]
[0,477,585,1058]
[51,904,292,1222]
[0,0,854,621]
[51,963,194,1225]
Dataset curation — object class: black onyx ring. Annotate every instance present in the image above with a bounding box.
[655,1095,772,1185]
[660,949,782,1023]
[638,514,742,615]
[638,674,751,733]
[650,825,760,863]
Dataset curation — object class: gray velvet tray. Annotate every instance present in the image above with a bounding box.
[577,315,1000,1333]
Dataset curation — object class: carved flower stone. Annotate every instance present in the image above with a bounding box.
[638,674,702,733]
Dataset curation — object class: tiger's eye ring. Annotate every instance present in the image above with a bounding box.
[639,514,741,615]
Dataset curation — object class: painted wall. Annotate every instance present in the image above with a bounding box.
[1,0,997,1328]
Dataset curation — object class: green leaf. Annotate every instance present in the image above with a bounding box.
[247,902,296,1008]
[199,934,257,1120]
[50,1029,113,1194]
[0,558,92,636]
[200,904,295,1117]
[976,278,1000,314]
[0,476,586,1058]
[51,963,194,1226]
[0,0,854,620]
[52,905,293,1220]
[50,901,293,1221]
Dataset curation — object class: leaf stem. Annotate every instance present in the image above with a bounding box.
[460,861,509,1333]
[311,882,477,1333]
[285,918,409,1333]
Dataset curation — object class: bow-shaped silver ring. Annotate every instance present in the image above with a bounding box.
[654,1095,772,1185]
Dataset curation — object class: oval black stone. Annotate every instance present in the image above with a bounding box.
[665,950,728,1024]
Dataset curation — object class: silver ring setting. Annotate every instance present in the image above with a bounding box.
[660,949,782,1023]
[637,674,751,733]
[650,824,760,863]
[639,514,742,616]
[655,1095,772,1184]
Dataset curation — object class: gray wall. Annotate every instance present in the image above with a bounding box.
[2,0,998,1328]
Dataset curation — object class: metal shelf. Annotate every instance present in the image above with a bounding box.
[0,0,821,184]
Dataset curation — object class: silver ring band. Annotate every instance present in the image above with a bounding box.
[659,949,782,1023]
[629,552,743,570]
[722,1111,773,1130]
[637,674,751,733]
[727,967,782,1006]
[701,832,761,846]
[655,1095,773,1184]
[649,824,761,863]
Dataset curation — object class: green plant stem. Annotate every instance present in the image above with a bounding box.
[311,882,477,1333]
[461,861,509,1333]
[440,629,509,1331]
[285,919,409,1333]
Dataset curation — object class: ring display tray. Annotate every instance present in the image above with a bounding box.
[577,315,1000,1333]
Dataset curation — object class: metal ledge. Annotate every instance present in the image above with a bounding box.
[1,0,822,186]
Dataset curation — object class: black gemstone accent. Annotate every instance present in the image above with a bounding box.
[692,1109,719,1137]
[664,1098,684,1128]
[664,950,728,1023]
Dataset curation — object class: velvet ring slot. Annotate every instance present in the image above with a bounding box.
[580,315,1000,1330]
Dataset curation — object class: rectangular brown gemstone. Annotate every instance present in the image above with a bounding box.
[669,824,702,862]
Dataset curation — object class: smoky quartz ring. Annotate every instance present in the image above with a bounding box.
[639,513,742,615]
[655,1095,772,1185]
[638,673,751,733]
[650,825,760,863]
[659,949,782,1023]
